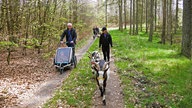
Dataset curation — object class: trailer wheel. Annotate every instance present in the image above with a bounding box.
[60,69,64,74]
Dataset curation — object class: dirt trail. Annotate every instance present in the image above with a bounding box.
[17,37,95,108]
[92,55,124,108]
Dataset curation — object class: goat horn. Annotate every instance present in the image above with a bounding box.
[103,61,110,70]
[95,62,100,70]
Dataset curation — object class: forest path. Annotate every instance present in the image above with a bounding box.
[18,37,95,108]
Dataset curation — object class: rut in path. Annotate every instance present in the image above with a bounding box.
[18,37,95,108]
[92,55,124,108]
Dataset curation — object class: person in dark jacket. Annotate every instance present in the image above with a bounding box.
[60,23,77,47]
[93,26,97,35]
[95,26,100,34]
[99,27,113,62]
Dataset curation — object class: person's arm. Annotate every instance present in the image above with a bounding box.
[73,29,77,44]
[99,34,102,48]
[60,30,66,43]
[96,28,99,33]
[109,34,113,47]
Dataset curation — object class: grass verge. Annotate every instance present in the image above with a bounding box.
[43,38,99,108]
[111,30,192,108]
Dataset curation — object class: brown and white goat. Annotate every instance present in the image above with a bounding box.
[92,60,110,105]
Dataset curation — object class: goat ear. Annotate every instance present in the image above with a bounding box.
[93,65,99,72]
[107,61,111,65]
[104,67,109,74]
[103,61,110,72]
[91,62,99,71]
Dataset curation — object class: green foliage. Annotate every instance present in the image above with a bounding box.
[110,30,192,107]
[20,38,40,49]
[0,41,18,50]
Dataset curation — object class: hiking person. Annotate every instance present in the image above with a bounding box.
[60,23,77,47]
[95,26,100,35]
[99,27,113,62]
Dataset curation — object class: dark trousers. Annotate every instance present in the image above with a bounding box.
[102,46,110,62]
[67,43,75,57]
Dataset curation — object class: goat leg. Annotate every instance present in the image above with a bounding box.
[96,77,103,97]
[102,79,107,105]
[99,87,103,97]
[102,88,106,105]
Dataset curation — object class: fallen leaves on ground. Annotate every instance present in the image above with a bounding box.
[0,51,56,108]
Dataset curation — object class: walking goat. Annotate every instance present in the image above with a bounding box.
[92,60,110,105]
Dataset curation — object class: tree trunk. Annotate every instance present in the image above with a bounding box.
[154,0,157,31]
[133,0,135,34]
[105,0,108,27]
[1,0,5,36]
[140,0,144,32]
[124,0,127,29]
[7,48,11,65]
[174,0,179,34]
[135,0,139,35]
[69,1,72,22]
[119,0,123,31]
[168,0,173,45]
[129,0,132,35]
[181,0,192,58]
[161,0,166,44]
[72,0,78,24]
[23,1,31,56]
[145,0,148,33]
[149,0,154,42]
[5,0,11,36]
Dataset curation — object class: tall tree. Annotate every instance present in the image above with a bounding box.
[181,0,192,58]
[72,0,78,24]
[154,0,157,31]
[135,0,139,34]
[105,0,108,27]
[174,0,179,34]
[140,0,144,32]
[168,0,173,45]
[149,0,154,42]
[161,0,166,44]
[133,0,135,34]
[145,0,148,33]
[124,0,127,29]
[119,0,123,31]
[129,0,132,35]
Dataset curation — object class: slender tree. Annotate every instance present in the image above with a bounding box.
[154,0,157,31]
[105,0,108,27]
[181,0,192,58]
[161,0,166,44]
[168,0,173,45]
[124,0,127,29]
[145,0,148,33]
[174,0,179,34]
[149,0,154,42]
[135,0,139,35]
[119,0,123,31]
[140,0,144,32]
[133,0,135,34]
[72,0,78,24]
[129,0,132,35]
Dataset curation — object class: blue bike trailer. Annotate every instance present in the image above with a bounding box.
[54,47,73,68]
